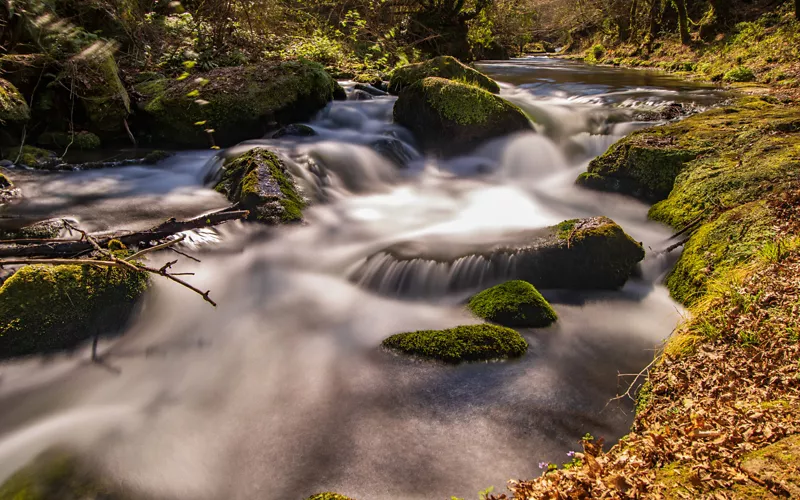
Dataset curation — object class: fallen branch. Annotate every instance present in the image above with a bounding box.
[0,208,248,258]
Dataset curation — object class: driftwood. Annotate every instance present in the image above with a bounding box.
[0,207,248,258]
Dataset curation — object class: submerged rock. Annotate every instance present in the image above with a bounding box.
[352,89,374,101]
[388,56,500,95]
[0,263,149,359]
[0,78,30,124]
[370,137,416,168]
[393,77,531,156]
[0,448,151,499]
[214,147,306,224]
[272,124,317,139]
[350,216,645,297]
[468,280,557,328]
[382,324,528,363]
[354,83,387,97]
[136,61,337,148]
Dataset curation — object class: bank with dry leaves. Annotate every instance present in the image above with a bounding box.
[506,96,800,498]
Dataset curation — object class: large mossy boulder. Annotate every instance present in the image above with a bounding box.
[468,280,557,328]
[0,78,30,124]
[350,216,645,296]
[388,56,500,95]
[393,77,531,156]
[0,264,149,359]
[382,324,528,363]
[214,147,306,224]
[72,55,131,134]
[137,61,337,148]
[0,449,148,500]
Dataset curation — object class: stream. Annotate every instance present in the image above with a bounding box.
[0,57,728,499]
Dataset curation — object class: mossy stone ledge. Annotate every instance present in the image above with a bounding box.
[0,78,30,124]
[214,147,306,224]
[468,280,557,327]
[0,264,149,359]
[1,145,60,169]
[382,324,528,363]
[388,55,500,95]
[393,77,532,157]
[136,61,337,148]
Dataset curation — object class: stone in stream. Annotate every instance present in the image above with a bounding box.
[272,123,317,139]
[354,83,388,97]
[214,147,306,224]
[351,89,375,101]
[382,324,528,364]
[0,169,21,206]
[349,216,645,297]
[370,137,416,168]
[393,77,532,157]
[468,280,557,328]
[0,448,155,499]
[388,55,500,95]
[0,260,149,360]
[134,61,338,148]
[0,145,60,169]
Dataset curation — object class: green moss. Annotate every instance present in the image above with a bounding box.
[0,172,11,188]
[666,201,774,306]
[0,264,149,359]
[389,56,500,94]
[1,145,58,168]
[38,131,101,150]
[0,449,143,500]
[382,324,528,363]
[305,494,355,500]
[584,44,606,64]
[141,61,335,147]
[468,280,557,328]
[635,380,652,414]
[73,54,131,133]
[142,150,172,164]
[419,77,511,125]
[216,148,306,224]
[0,78,30,123]
[723,66,756,82]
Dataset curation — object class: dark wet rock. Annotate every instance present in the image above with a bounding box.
[214,147,306,224]
[393,77,532,157]
[371,137,416,168]
[272,124,317,139]
[388,56,500,95]
[136,61,337,148]
[468,280,557,328]
[0,218,63,240]
[0,169,21,206]
[37,131,101,150]
[333,82,348,101]
[0,260,149,359]
[382,324,528,363]
[354,83,388,97]
[142,149,172,164]
[350,216,645,297]
[1,145,61,169]
[352,89,375,101]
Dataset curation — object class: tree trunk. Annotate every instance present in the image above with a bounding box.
[710,0,729,26]
[795,0,799,19]
[646,0,662,51]
[674,0,690,44]
[628,0,640,42]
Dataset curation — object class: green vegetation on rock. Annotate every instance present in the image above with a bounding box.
[139,61,336,147]
[72,54,131,133]
[1,145,58,168]
[0,264,149,359]
[393,77,531,156]
[215,147,306,224]
[468,280,557,327]
[305,493,355,500]
[382,324,528,363]
[388,56,500,95]
[38,131,101,150]
[0,78,30,123]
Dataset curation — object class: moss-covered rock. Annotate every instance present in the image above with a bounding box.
[305,493,355,500]
[137,61,337,148]
[214,147,306,224]
[67,54,131,133]
[0,449,149,500]
[0,219,63,241]
[1,145,60,168]
[353,216,645,295]
[38,131,101,150]
[382,324,528,363]
[388,56,500,95]
[0,264,149,359]
[468,280,557,327]
[0,78,30,124]
[393,77,531,156]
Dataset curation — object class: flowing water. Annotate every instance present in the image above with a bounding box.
[0,58,728,499]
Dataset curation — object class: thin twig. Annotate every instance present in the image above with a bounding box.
[125,235,186,261]
[168,246,201,263]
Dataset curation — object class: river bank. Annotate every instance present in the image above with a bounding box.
[509,92,800,498]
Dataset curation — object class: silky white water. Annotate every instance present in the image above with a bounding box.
[0,58,726,499]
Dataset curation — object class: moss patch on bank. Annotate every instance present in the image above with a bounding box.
[382,324,528,363]
[388,55,500,95]
[305,494,355,500]
[0,264,149,359]
[468,280,557,328]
